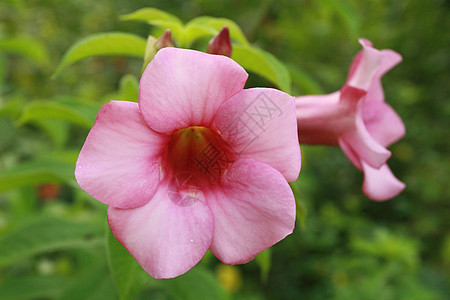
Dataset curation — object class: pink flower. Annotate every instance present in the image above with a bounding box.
[295,39,405,201]
[75,48,300,278]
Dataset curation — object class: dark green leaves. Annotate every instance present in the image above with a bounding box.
[163,267,228,300]
[0,216,103,268]
[0,151,78,192]
[57,265,118,300]
[0,276,71,300]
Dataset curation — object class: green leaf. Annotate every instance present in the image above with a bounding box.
[121,9,248,48]
[0,275,71,300]
[33,119,69,148]
[142,35,158,72]
[232,45,291,93]
[5,187,38,218]
[0,216,104,268]
[53,32,146,78]
[0,54,6,91]
[0,151,79,192]
[351,229,419,269]
[0,96,25,119]
[57,265,118,300]
[255,249,272,283]
[18,99,101,129]
[120,7,182,26]
[184,16,249,47]
[296,198,308,230]
[117,74,139,102]
[120,8,184,44]
[179,24,214,48]
[163,267,228,300]
[0,36,49,66]
[106,224,155,299]
[323,0,360,40]
[288,65,323,95]
[0,119,15,151]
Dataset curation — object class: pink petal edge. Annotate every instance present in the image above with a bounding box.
[347,39,382,91]
[139,47,248,133]
[361,162,405,201]
[339,111,391,169]
[108,181,214,279]
[215,88,301,182]
[206,158,296,264]
[75,101,166,209]
[362,100,406,147]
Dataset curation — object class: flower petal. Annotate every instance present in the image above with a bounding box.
[361,162,405,201]
[347,39,382,91]
[366,49,403,102]
[139,47,248,133]
[75,101,166,209]
[378,49,403,78]
[339,111,391,168]
[205,158,296,264]
[108,181,214,279]
[362,100,405,147]
[215,88,301,182]
[295,92,341,145]
[339,84,366,108]
[338,138,362,169]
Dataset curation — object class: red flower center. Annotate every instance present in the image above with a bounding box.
[165,126,234,189]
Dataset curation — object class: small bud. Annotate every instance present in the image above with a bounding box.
[207,26,232,57]
[143,30,175,72]
[155,29,174,50]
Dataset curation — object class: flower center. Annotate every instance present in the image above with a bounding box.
[166,126,233,188]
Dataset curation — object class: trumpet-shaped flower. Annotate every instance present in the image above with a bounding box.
[75,48,300,278]
[295,39,405,201]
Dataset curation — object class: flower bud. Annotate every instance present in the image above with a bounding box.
[155,29,174,50]
[143,30,174,71]
[207,26,232,57]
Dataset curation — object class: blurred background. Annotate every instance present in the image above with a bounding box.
[0,0,448,299]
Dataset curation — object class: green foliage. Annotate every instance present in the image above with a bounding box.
[57,265,118,300]
[115,74,139,102]
[121,8,249,47]
[161,267,228,300]
[53,33,146,78]
[351,229,419,270]
[0,0,448,299]
[0,216,103,268]
[106,226,152,299]
[0,151,78,192]
[18,99,102,129]
[121,8,291,90]
[106,224,228,299]
[232,45,291,93]
[0,275,72,300]
[54,8,289,91]
[120,8,184,44]
[255,249,271,283]
[0,36,50,67]
[182,16,249,46]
